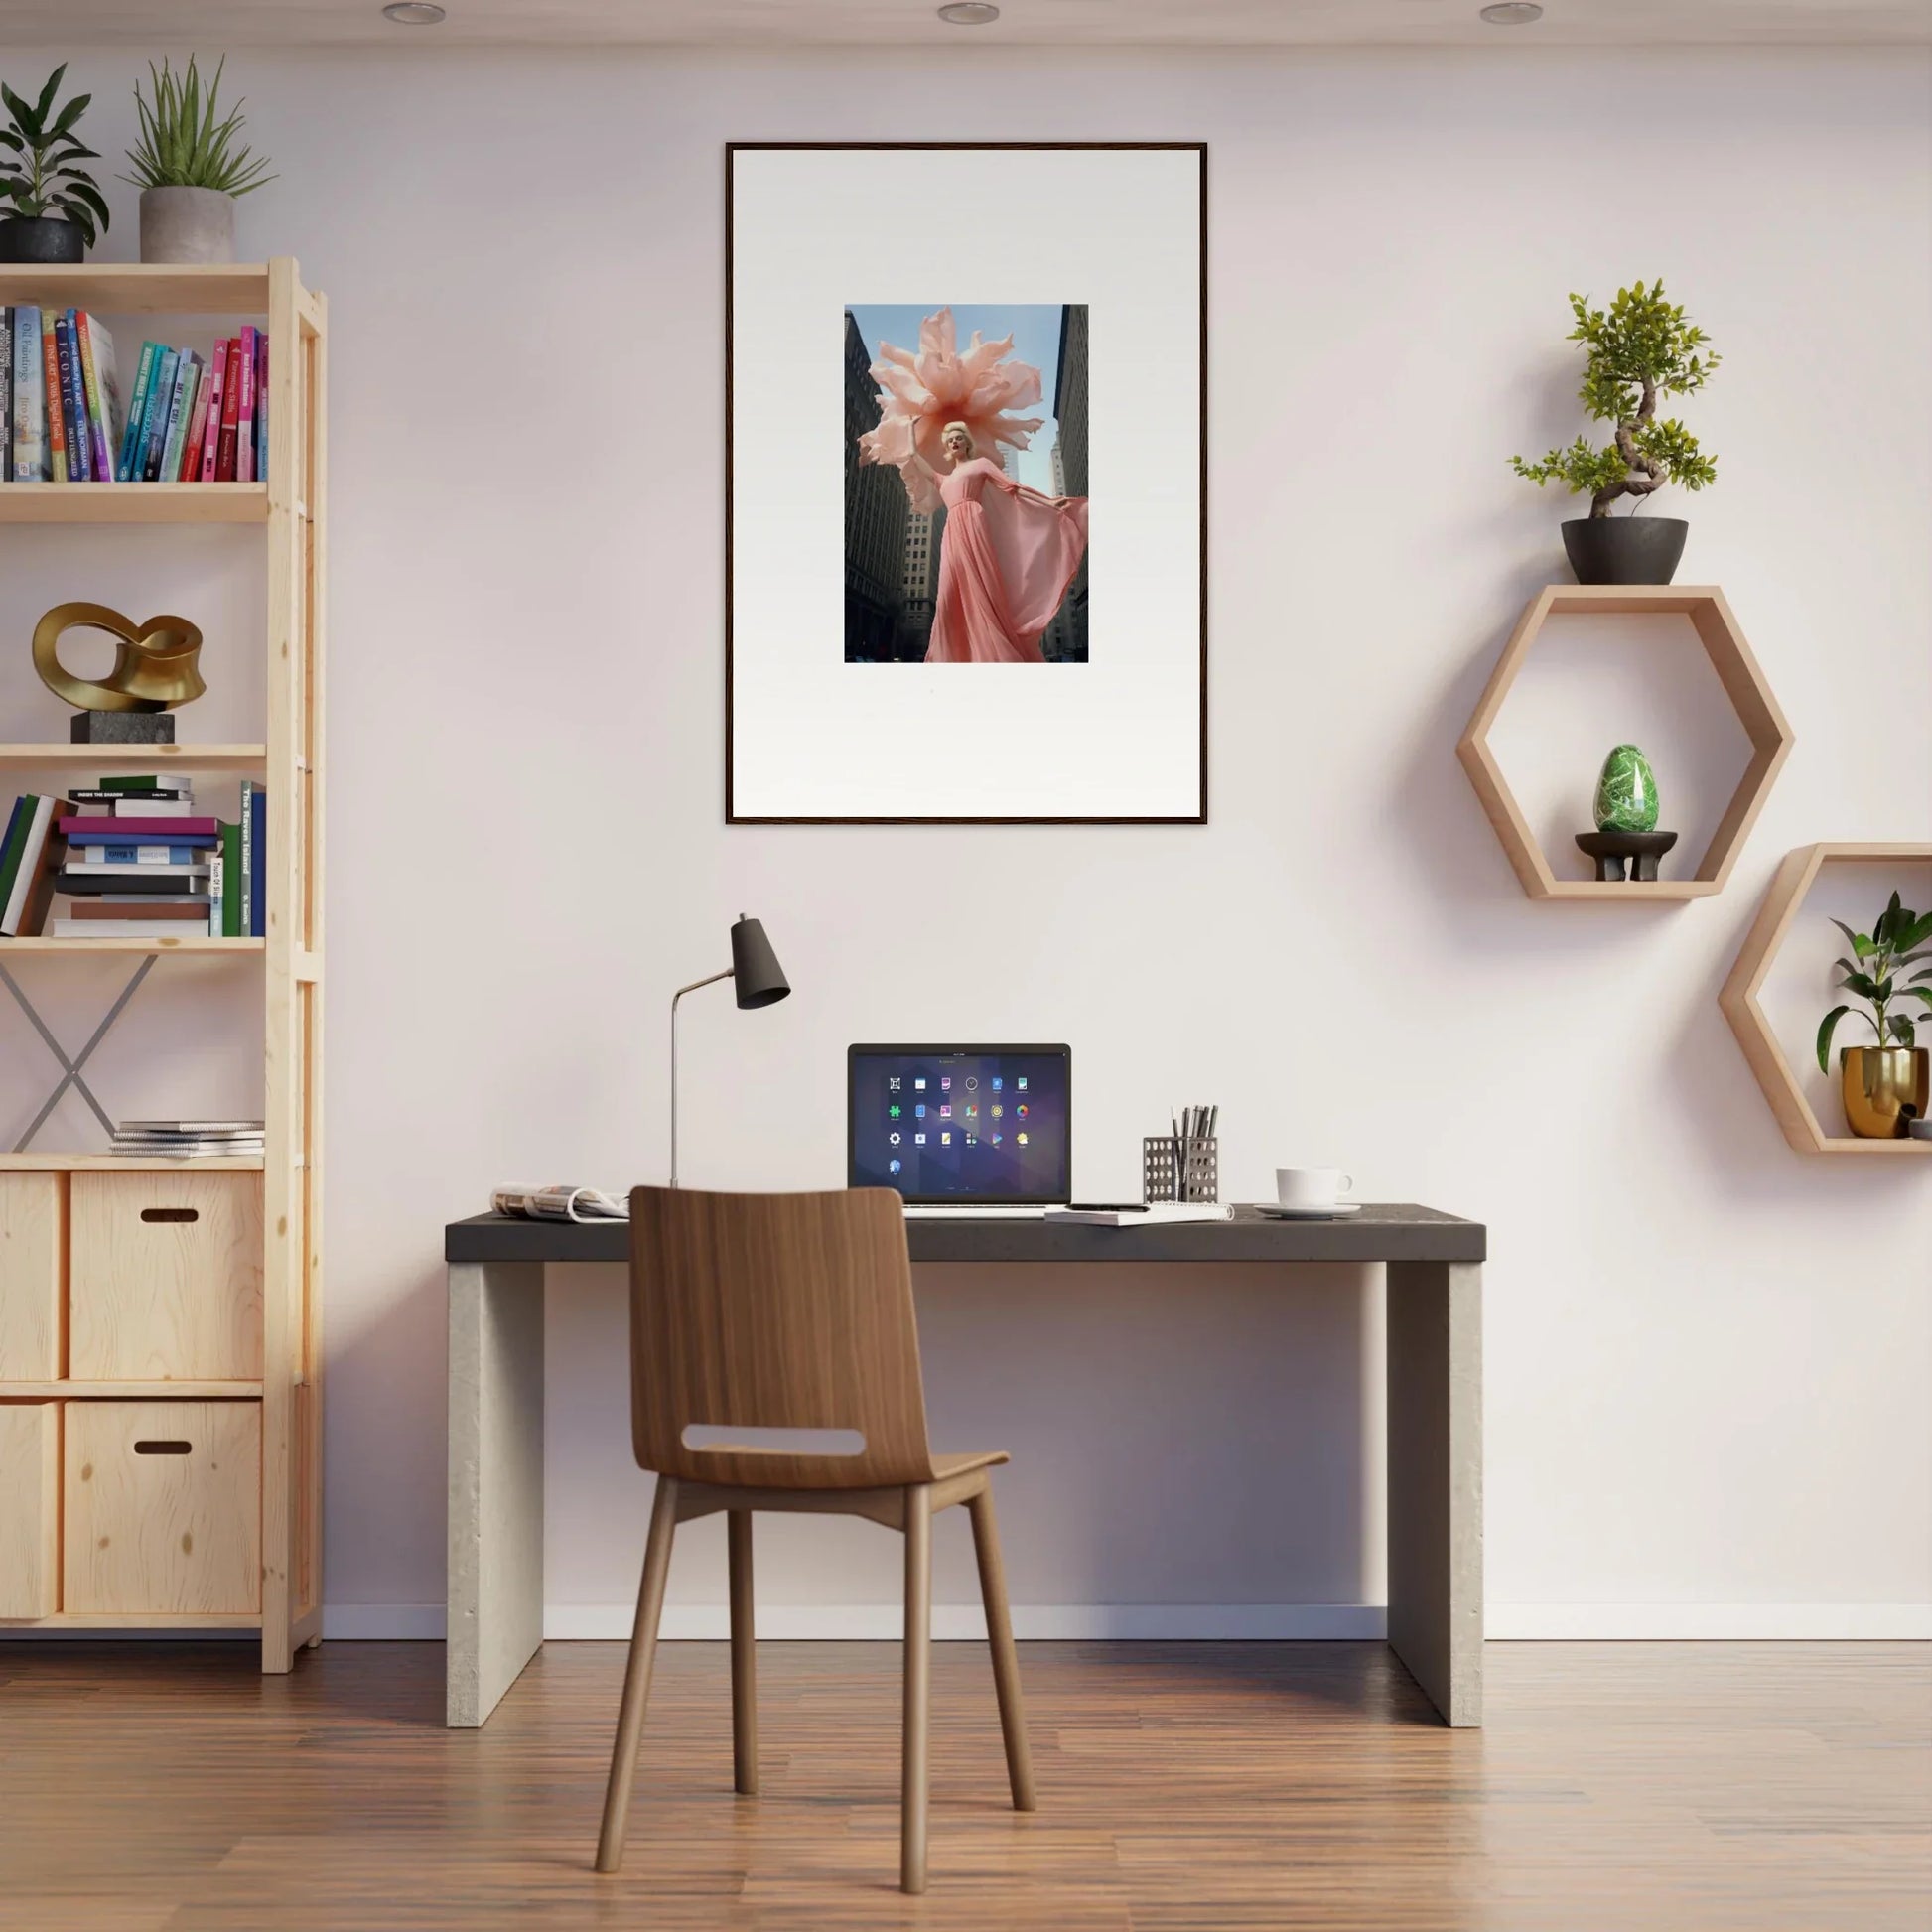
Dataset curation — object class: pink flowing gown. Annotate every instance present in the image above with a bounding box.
[925,457,1089,664]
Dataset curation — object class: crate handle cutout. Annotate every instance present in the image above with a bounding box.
[681,1425,866,1456]
[140,1207,200,1224]
[133,1440,193,1455]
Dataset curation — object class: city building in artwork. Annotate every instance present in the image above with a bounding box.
[844,311,908,661]
[1044,304,1089,663]
[898,507,944,661]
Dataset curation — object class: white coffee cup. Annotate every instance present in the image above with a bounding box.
[1276,1167,1353,1211]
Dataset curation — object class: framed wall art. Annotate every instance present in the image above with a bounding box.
[726,142,1206,824]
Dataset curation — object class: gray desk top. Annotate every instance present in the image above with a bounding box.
[445,1202,1483,1267]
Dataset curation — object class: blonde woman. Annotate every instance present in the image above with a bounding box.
[902,421,1088,664]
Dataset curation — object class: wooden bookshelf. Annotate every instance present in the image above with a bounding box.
[0,261,326,1666]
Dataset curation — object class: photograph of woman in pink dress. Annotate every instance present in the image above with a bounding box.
[847,304,1090,664]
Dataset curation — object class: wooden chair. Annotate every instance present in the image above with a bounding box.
[595,1185,1036,1894]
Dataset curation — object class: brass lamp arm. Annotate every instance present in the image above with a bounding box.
[669,969,735,1188]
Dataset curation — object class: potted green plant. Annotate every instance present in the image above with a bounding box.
[1817,892,1932,1138]
[123,56,274,265]
[1511,281,1719,586]
[0,66,109,264]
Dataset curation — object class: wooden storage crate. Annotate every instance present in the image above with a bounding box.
[0,1172,66,1379]
[0,1402,60,1617]
[69,1172,263,1381]
[64,1401,261,1615]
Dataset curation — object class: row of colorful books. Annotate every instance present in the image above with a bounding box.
[0,775,267,939]
[0,307,267,485]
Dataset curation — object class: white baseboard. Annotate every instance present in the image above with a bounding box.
[1488,1603,1932,1640]
[305,1601,1932,1643]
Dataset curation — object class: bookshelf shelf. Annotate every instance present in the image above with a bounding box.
[0,1379,262,1398]
[0,483,267,524]
[0,263,270,314]
[0,745,267,767]
[0,1153,265,1170]
[0,936,265,954]
[0,258,324,1674]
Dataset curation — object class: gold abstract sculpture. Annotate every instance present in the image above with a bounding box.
[33,602,206,714]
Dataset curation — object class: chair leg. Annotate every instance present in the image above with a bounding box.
[594,1475,680,1873]
[901,1483,933,1895]
[967,1484,1037,1812]
[728,1508,758,1796]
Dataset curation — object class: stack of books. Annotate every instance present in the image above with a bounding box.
[111,1119,265,1160]
[0,776,267,939]
[1,308,267,485]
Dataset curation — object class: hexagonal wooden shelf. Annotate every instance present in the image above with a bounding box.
[1457,585,1795,900]
[1720,842,1932,1158]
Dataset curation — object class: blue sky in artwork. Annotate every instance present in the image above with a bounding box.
[848,303,1065,491]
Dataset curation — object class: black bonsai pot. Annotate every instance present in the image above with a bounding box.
[1562,515,1688,586]
[0,215,85,264]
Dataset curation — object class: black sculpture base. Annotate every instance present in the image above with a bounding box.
[1576,829,1679,882]
[70,711,175,744]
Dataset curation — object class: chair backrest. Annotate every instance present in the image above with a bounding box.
[627,1185,938,1490]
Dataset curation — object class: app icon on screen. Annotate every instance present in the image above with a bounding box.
[1016,1103,1028,1119]
[1017,1133,1028,1146]
[1017,1076,1028,1091]
[940,1132,951,1146]
[889,1158,902,1173]
[889,1076,902,1091]
[940,1076,951,1091]
[915,1103,926,1119]
[965,1076,978,1090]
[914,1077,926,1090]
[992,1076,1003,1092]
[914,1133,926,1145]
[939,1104,951,1118]
[990,1104,1003,1120]
[990,1132,1003,1146]
[964,1104,977,1119]
[890,1104,901,1118]
[890,1132,901,1145]
[965,1135,977,1146]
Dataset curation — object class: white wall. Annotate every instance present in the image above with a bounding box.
[3,44,1928,1640]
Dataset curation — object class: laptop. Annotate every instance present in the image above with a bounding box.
[848,1044,1071,1217]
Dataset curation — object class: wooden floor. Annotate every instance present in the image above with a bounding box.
[0,1640,1926,1930]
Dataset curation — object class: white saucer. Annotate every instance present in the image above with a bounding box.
[1250,1201,1361,1220]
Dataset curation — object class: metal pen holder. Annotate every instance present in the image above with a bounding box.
[1143,1135,1218,1205]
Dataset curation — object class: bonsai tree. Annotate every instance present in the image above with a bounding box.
[123,57,275,200]
[1512,281,1718,518]
[1817,892,1932,1070]
[0,65,110,246]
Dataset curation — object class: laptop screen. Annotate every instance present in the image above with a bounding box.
[848,1044,1071,1204]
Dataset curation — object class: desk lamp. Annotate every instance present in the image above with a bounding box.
[669,915,790,1186]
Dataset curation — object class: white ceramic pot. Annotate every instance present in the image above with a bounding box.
[139,186,236,265]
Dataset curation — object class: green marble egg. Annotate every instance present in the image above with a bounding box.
[1594,744,1659,833]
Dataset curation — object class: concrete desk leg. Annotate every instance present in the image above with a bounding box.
[448,1260,546,1727]
[1386,1260,1483,1726]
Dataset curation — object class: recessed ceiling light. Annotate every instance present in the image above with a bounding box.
[1479,1,1543,21]
[937,2,1001,23]
[382,1,447,22]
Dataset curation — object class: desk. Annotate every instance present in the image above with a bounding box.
[444,1203,1484,1729]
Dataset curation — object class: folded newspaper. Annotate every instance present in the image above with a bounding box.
[490,1184,630,1224]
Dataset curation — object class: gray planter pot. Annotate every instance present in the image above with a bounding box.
[139,186,236,265]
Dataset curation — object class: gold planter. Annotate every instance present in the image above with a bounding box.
[1840,1045,1930,1139]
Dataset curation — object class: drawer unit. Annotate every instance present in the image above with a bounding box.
[0,1172,66,1380]
[69,1172,263,1381]
[64,1401,261,1615]
[0,1402,60,1618]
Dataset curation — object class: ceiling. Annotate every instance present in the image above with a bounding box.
[4,0,1928,45]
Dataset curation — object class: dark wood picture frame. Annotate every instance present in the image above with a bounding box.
[725,140,1208,826]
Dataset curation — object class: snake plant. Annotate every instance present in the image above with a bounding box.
[123,57,275,198]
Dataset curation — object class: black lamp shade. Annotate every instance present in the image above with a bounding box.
[730,915,790,1009]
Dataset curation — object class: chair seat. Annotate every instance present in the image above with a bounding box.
[930,1449,1009,1481]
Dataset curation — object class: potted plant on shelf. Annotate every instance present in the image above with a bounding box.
[0,66,110,264]
[123,56,274,265]
[1511,281,1719,586]
[1817,892,1932,1139]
